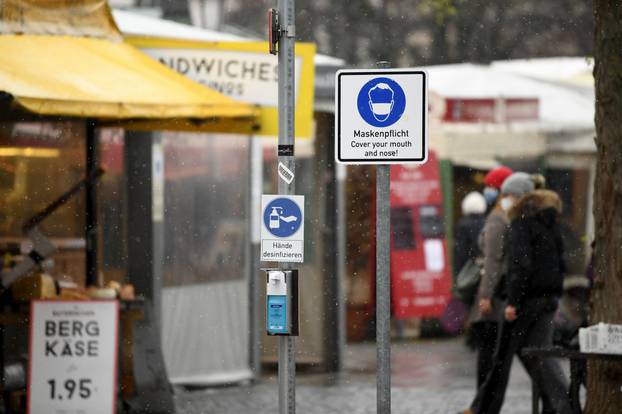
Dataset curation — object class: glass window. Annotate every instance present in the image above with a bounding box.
[162,132,250,286]
[0,121,86,284]
[0,122,86,238]
[391,207,416,250]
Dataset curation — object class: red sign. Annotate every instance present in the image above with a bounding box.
[390,151,452,319]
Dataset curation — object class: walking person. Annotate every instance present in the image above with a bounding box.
[467,171,542,392]
[467,190,510,388]
[464,181,572,414]
[454,191,487,280]
[482,166,513,210]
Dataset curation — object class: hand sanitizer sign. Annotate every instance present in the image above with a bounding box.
[261,195,304,263]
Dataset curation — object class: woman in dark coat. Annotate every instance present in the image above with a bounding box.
[469,172,536,391]
[464,189,572,414]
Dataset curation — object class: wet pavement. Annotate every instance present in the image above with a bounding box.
[174,338,540,413]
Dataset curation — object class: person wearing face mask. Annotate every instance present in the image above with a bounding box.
[463,177,572,414]
[482,166,513,209]
[467,172,530,391]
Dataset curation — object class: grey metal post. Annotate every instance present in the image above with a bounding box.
[335,163,347,372]
[124,132,174,413]
[125,132,165,326]
[376,164,391,413]
[277,0,296,412]
[376,61,392,414]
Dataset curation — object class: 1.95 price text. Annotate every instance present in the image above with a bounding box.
[47,378,94,400]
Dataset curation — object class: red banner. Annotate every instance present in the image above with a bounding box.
[390,151,452,319]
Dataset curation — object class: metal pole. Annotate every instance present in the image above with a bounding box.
[85,119,98,286]
[277,0,296,412]
[335,163,347,372]
[376,165,391,413]
[376,61,391,414]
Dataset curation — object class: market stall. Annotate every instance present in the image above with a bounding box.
[109,8,347,380]
[0,1,257,412]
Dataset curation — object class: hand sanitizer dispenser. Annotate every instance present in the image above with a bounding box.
[265,269,299,336]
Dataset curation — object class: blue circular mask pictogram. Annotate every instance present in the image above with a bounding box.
[357,77,406,127]
[263,198,302,238]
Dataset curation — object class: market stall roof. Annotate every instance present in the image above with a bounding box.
[424,60,596,166]
[491,57,593,89]
[0,35,257,123]
[0,1,258,130]
[424,62,594,131]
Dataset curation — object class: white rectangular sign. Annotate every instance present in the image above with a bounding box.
[28,301,119,414]
[142,48,302,107]
[335,69,428,164]
[261,195,304,263]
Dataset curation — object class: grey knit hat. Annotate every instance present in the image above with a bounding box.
[501,172,535,197]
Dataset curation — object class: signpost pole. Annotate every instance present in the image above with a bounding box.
[336,61,426,414]
[277,0,296,412]
[376,163,391,413]
[375,61,391,414]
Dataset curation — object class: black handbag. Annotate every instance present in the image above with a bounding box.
[453,257,484,304]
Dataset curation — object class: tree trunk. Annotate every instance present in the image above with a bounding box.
[585,2,622,413]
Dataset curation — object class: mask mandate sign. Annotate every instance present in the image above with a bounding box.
[335,69,428,165]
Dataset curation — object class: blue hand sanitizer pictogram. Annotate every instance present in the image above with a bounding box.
[263,198,302,238]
